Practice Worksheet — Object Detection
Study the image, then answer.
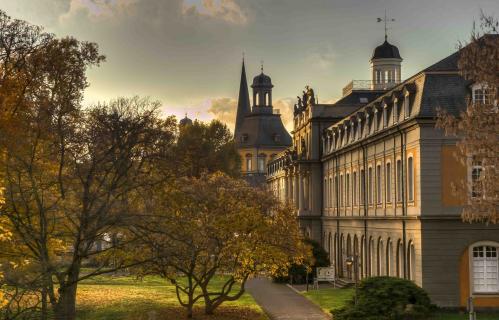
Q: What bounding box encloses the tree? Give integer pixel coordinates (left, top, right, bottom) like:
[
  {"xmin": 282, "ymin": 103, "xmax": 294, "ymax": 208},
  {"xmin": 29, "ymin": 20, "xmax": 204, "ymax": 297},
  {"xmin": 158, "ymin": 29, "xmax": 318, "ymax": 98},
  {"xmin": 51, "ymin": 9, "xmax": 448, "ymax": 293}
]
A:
[
  {"xmin": 133, "ymin": 173, "xmax": 310, "ymax": 318},
  {"xmin": 437, "ymin": 12, "xmax": 499, "ymax": 224},
  {"xmin": 1, "ymin": 94, "xmax": 176, "ymax": 320},
  {"xmin": 175, "ymin": 120, "xmax": 241, "ymax": 177}
]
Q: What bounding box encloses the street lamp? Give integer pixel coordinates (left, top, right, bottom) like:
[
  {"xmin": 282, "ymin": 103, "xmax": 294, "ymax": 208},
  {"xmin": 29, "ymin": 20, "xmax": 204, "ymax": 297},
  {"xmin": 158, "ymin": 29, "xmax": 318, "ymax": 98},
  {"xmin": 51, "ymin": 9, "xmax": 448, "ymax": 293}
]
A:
[{"xmin": 346, "ymin": 255, "xmax": 359, "ymax": 305}]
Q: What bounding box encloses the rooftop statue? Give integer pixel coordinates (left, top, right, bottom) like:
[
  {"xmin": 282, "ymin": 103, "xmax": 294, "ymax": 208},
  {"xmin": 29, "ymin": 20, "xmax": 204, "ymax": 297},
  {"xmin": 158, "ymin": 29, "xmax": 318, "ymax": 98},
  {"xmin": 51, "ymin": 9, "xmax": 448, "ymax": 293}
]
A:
[{"xmin": 305, "ymin": 85, "xmax": 315, "ymax": 106}]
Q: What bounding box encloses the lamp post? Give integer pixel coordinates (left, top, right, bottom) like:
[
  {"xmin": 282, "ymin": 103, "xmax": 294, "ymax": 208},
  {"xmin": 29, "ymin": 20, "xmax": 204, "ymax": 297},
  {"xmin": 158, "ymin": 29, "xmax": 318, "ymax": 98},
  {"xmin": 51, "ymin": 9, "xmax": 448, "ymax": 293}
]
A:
[{"xmin": 346, "ymin": 255, "xmax": 359, "ymax": 305}]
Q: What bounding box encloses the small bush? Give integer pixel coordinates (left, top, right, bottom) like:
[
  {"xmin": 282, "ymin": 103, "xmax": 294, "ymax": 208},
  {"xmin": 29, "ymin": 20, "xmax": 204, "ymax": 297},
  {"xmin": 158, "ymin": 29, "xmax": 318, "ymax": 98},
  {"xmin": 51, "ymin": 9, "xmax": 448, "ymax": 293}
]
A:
[
  {"xmin": 331, "ymin": 277, "xmax": 436, "ymax": 320},
  {"xmin": 273, "ymin": 239, "xmax": 330, "ymax": 284}
]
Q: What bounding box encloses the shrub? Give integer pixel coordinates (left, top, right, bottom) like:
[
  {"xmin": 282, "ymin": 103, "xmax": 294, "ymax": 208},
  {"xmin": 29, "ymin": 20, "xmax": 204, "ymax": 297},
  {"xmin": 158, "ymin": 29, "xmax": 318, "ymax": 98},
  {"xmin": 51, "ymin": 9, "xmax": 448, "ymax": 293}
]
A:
[
  {"xmin": 331, "ymin": 277, "xmax": 436, "ymax": 320},
  {"xmin": 273, "ymin": 239, "xmax": 330, "ymax": 284}
]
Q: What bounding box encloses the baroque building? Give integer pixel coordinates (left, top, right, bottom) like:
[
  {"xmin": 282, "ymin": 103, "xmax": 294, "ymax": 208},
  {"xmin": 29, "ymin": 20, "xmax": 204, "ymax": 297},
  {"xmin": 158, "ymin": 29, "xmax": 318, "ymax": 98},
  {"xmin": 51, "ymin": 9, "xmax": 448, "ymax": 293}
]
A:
[
  {"xmin": 267, "ymin": 36, "xmax": 499, "ymax": 308},
  {"xmin": 234, "ymin": 60, "xmax": 291, "ymax": 185}
]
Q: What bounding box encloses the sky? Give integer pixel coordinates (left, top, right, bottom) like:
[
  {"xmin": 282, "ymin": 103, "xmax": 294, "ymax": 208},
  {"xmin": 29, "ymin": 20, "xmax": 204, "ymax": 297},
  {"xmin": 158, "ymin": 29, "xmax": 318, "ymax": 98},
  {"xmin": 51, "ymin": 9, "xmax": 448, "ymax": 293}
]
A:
[{"xmin": 1, "ymin": 0, "xmax": 497, "ymax": 130}]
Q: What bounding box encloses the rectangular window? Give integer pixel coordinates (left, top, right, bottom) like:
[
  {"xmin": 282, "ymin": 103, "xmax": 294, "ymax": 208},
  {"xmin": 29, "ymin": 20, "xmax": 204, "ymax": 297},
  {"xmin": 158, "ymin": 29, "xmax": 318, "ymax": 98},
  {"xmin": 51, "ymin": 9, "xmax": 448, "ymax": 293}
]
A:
[
  {"xmin": 471, "ymin": 159, "xmax": 483, "ymax": 198},
  {"xmin": 394, "ymin": 101, "xmax": 399, "ymax": 124},
  {"xmin": 329, "ymin": 177, "xmax": 333, "ymax": 208},
  {"xmin": 346, "ymin": 173, "xmax": 350, "ymax": 206},
  {"xmin": 376, "ymin": 164, "xmax": 382, "ymax": 204},
  {"xmin": 407, "ymin": 157, "xmax": 414, "ymax": 202},
  {"xmin": 396, "ymin": 159, "xmax": 402, "ymax": 202},
  {"xmin": 340, "ymin": 174, "xmax": 344, "ymax": 207},
  {"xmin": 360, "ymin": 169, "xmax": 365, "ymax": 205},
  {"xmin": 472, "ymin": 246, "xmax": 499, "ymax": 293},
  {"xmin": 334, "ymin": 176, "xmax": 340, "ymax": 207},
  {"xmin": 473, "ymin": 88, "xmax": 492, "ymax": 104},
  {"xmin": 386, "ymin": 163, "xmax": 392, "ymax": 203},
  {"xmin": 368, "ymin": 167, "xmax": 373, "ymax": 205},
  {"xmin": 353, "ymin": 172, "xmax": 357, "ymax": 206}
]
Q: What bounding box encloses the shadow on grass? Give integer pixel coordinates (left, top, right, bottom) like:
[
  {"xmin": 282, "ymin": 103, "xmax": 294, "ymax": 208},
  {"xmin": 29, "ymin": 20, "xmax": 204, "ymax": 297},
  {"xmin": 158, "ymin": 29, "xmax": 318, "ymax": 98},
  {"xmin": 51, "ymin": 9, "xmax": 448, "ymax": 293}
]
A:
[{"xmin": 77, "ymin": 301, "xmax": 266, "ymax": 320}]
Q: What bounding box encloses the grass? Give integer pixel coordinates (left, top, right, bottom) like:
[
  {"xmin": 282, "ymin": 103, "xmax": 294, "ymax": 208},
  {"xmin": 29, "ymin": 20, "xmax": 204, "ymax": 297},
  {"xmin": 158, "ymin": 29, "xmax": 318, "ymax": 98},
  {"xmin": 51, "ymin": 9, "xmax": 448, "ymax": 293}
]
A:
[
  {"xmin": 75, "ymin": 274, "xmax": 268, "ymax": 320},
  {"xmin": 301, "ymin": 287, "xmax": 354, "ymax": 313},
  {"xmin": 300, "ymin": 287, "xmax": 499, "ymax": 320}
]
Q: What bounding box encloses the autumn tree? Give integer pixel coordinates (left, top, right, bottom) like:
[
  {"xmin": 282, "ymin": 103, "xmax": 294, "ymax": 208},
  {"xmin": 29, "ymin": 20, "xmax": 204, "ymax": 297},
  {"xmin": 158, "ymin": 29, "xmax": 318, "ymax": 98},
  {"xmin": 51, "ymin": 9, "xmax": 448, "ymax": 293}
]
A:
[
  {"xmin": 175, "ymin": 120, "xmax": 241, "ymax": 177},
  {"xmin": 437, "ymin": 12, "xmax": 499, "ymax": 224},
  {"xmin": 133, "ymin": 173, "xmax": 309, "ymax": 318}
]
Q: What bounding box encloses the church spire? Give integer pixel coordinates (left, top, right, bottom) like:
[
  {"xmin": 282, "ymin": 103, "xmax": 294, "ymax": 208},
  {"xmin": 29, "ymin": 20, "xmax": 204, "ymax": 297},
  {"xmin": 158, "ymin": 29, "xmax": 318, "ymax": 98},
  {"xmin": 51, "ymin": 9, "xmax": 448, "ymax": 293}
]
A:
[{"xmin": 235, "ymin": 58, "xmax": 251, "ymax": 136}]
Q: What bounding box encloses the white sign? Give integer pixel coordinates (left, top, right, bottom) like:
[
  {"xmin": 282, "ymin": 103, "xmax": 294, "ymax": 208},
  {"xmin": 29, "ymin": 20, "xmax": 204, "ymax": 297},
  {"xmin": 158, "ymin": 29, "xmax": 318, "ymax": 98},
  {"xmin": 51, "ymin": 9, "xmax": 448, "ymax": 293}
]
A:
[{"xmin": 316, "ymin": 267, "xmax": 335, "ymax": 281}]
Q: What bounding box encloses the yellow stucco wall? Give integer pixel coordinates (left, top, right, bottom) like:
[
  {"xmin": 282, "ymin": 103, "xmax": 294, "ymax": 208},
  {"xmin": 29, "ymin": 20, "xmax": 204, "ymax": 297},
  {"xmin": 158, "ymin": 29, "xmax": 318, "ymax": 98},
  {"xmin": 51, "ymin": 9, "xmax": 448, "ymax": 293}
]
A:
[
  {"xmin": 238, "ymin": 148, "xmax": 285, "ymax": 174},
  {"xmin": 441, "ymin": 145, "xmax": 467, "ymax": 207}
]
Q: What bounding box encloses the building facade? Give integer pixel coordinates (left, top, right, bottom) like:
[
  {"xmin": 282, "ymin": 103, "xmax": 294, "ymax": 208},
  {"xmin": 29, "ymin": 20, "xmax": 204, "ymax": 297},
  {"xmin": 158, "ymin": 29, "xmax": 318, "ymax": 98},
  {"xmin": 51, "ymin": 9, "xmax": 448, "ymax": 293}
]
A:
[
  {"xmin": 234, "ymin": 61, "xmax": 291, "ymax": 185},
  {"xmin": 267, "ymin": 36, "xmax": 499, "ymax": 308}
]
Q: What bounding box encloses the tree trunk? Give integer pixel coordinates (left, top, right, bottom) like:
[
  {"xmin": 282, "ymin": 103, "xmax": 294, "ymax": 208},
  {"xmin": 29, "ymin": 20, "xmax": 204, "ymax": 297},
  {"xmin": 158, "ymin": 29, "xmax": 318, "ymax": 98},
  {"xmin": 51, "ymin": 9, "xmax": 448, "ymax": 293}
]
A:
[{"xmin": 54, "ymin": 283, "xmax": 78, "ymax": 320}]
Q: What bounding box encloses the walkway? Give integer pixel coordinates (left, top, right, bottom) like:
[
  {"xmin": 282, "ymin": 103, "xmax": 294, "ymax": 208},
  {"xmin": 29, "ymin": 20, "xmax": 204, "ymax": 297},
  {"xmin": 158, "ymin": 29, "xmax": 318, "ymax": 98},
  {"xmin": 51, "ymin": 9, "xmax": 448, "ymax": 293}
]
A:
[{"xmin": 246, "ymin": 278, "xmax": 330, "ymax": 320}]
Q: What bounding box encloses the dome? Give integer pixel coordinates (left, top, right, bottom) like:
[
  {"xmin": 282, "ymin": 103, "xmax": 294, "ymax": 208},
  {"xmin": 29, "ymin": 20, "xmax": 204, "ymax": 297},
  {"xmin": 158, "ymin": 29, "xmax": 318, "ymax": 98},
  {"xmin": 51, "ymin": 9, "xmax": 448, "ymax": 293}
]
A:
[
  {"xmin": 252, "ymin": 72, "xmax": 272, "ymax": 86},
  {"xmin": 179, "ymin": 114, "xmax": 193, "ymax": 126},
  {"xmin": 371, "ymin": 40, "xmax": 402, "ymax": 60}
]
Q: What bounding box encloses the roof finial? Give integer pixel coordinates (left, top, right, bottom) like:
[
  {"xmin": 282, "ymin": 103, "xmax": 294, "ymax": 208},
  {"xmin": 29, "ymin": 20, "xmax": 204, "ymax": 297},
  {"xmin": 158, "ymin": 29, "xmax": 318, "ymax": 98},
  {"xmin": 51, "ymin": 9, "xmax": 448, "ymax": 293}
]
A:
[
  {"xmin": 260, "ymin": 60, "xmax": 264, "ymax": 73},
  {"xmin": 377, "ymin": 9, "xmax": 395, "ymax": 41},
  {"xmin": 242, "ymin": 51, "xmax": 245, "ymax": 62}
]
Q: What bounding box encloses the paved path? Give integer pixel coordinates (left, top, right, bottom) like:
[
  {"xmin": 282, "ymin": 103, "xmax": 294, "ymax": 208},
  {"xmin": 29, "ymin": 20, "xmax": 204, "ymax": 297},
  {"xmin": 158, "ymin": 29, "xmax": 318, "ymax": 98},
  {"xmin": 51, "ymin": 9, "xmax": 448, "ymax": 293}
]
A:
[{"xmin": 246, "ymin": 278, "xmax": 330, "ymax": 320}]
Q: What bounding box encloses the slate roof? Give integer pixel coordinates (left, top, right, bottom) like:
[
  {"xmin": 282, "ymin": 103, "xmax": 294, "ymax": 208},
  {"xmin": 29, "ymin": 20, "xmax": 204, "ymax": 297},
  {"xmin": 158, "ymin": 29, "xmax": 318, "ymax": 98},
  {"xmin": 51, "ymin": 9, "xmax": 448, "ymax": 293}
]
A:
[
  {"xmin": 235, "ymin": 61, "xmax": 251, "ymax": 136},
  {"xmin": 371, "ymin": 40, "xmax": 402, "ymax": 60},
  {"xmin": 236, "ymin": 112, "xmax": 292, "ymax": 148}
]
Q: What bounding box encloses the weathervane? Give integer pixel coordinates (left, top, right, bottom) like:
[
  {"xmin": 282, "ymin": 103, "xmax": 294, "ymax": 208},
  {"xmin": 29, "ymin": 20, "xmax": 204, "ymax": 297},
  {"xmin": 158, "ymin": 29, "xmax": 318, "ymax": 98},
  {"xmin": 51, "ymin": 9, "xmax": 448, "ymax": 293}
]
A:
[{"xmin": 377, "ymin": 9, "xmax": 395, "ymax": 41}]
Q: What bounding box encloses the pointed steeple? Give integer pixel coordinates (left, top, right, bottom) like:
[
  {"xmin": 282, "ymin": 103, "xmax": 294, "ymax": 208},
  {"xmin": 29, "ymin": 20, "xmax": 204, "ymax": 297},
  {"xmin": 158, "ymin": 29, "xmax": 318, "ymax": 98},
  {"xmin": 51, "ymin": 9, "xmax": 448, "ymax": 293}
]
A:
[{"xmin": 235, "ymin": 58, "xmax": 251, "ymax": 136}]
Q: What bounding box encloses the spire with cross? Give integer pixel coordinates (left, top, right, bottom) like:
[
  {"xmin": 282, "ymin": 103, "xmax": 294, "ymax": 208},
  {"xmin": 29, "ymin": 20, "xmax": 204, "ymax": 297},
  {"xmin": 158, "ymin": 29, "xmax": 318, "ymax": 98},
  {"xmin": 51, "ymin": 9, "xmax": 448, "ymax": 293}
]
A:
[{"xmin": 377, "ymin": 9, "xmax": 395, "ymax": 41}]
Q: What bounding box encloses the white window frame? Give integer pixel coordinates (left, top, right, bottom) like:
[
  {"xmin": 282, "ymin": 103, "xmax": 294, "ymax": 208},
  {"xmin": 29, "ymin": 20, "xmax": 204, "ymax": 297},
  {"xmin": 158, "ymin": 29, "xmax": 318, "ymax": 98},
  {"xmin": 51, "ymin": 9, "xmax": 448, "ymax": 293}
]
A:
[{"xmin": 469, "ymin": 241, "xmax": 499, "ymax": 294}]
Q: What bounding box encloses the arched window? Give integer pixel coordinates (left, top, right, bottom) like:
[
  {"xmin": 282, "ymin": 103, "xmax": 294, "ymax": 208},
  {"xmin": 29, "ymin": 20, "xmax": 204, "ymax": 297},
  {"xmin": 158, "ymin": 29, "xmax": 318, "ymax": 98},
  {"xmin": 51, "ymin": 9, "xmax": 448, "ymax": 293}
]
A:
[
  {"xmin": 347, "ymin": 235, "xmax": 352, "ymax": 279},
  {"xmin": 396, "ymin": 239, "xmax": 403, "ymax": 278},
  {"xmin": 407, "ymin": 156, "xmax": 414, "ymax": 202},
  {"xmin": 360, "ymin": 236, "xmax": 366, "ymax": 279},
  {"xmin": 470, "ymin": 242, "xmax": 499, "ymax": 293},
  {"xmin": 386, "ymin": 238, "xmax": 393, "ymax": 276},
  {"xmin": 378, "ymin": 238, "xmax": 385, "ymax": 276},
  {"xmin": 369, "ymin": 237, "xmax": 375, "ymax": 276},
  {"xmin": 407, "ymin": 241, "xmax": 416, "ymax": 281}
]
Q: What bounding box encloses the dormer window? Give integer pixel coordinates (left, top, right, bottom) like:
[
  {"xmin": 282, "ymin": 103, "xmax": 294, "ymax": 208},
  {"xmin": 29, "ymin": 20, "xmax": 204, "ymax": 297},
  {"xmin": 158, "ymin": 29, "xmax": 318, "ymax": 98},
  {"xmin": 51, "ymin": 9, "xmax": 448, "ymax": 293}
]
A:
[
  {"xmin": 404, "ymin": 94, "xmax": 411, "ymax": 119},
  {"xmin": 383, "ymin": 104, "xmax": 389, "ymax": 128}
]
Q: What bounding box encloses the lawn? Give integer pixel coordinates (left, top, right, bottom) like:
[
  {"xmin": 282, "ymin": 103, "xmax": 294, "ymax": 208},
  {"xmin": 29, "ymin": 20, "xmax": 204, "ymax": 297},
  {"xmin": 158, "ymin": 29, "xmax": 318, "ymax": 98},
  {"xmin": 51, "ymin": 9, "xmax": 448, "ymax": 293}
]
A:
[
  {"xmin": 75, "ymin": 274, "xmax": 268, "ymax": 320},
  {"xmin": 300, "ymin": 287, "xmax": 499, "ymax": 320}
]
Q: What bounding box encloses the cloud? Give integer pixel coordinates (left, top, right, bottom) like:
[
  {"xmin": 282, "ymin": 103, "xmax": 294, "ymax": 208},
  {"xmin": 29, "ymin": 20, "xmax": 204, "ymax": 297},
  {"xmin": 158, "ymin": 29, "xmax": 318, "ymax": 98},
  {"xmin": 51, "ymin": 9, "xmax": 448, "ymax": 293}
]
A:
[
  {"xmin": 59, "ymin": 0, "xmax": 248, "ymax": 25},
  {"xmin": 183, "ymin": 0, "xmax": 248, "ymax": 25},
  {"xmin": 273, "ymin": 98, "xmax": 295, "ymax": 131},
  {"xmin": 306, "ymin": 44, "xmax": 336, "ymax": 69},
  {"xmin": 207, "ymin": 97, "xmax": 238, "ymax": 130}
]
